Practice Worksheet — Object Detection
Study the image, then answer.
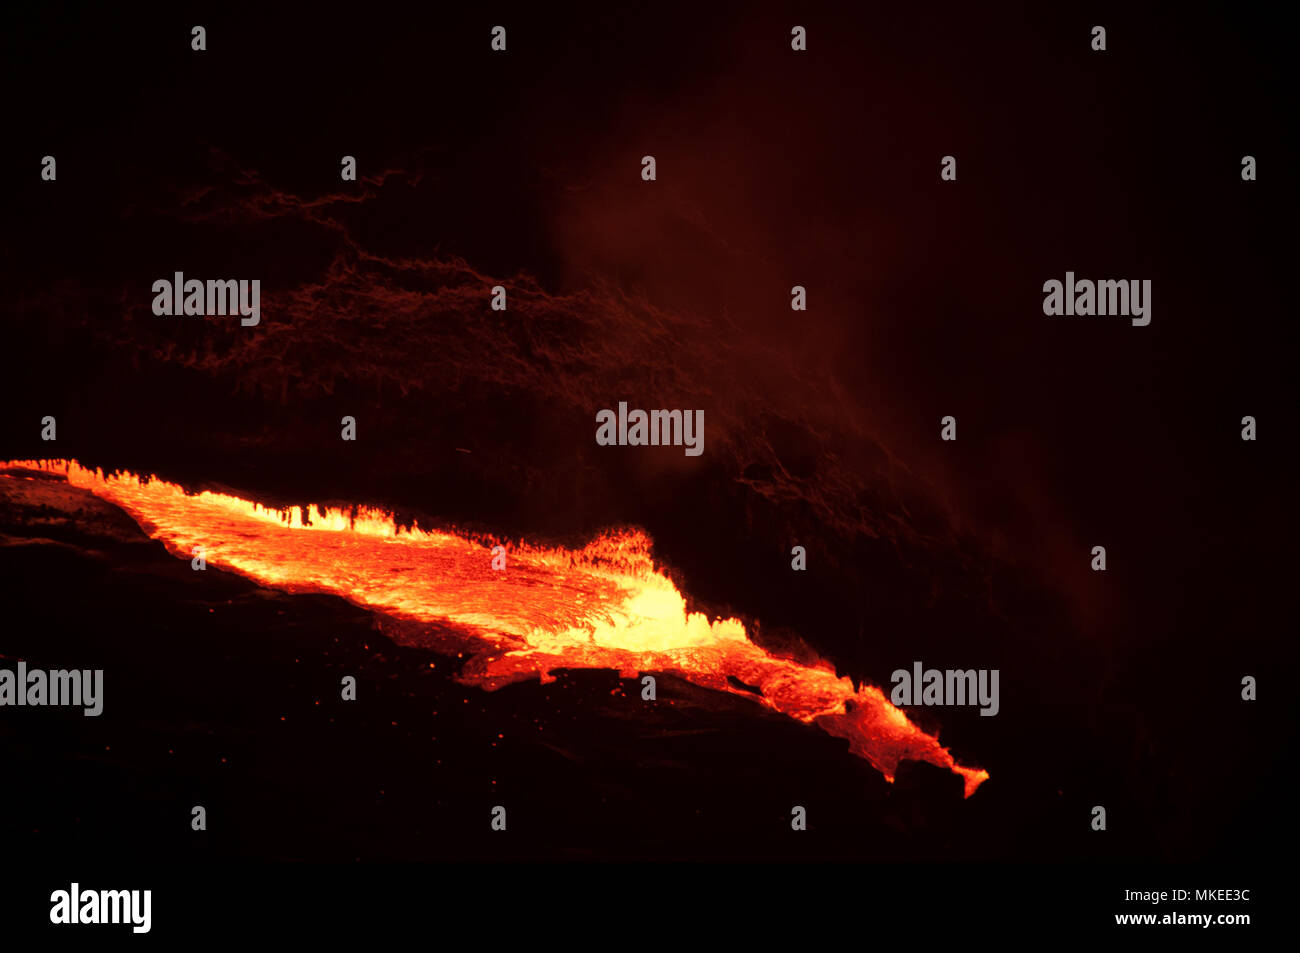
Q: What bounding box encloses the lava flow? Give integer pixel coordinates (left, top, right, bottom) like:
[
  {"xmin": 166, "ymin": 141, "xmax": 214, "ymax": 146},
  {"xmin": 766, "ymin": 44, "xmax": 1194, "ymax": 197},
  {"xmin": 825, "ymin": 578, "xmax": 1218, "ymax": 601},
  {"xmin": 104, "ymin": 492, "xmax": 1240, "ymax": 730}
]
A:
[{"xmin": 3, "ymin": 459, "xmax": 988, "ymax": 797}]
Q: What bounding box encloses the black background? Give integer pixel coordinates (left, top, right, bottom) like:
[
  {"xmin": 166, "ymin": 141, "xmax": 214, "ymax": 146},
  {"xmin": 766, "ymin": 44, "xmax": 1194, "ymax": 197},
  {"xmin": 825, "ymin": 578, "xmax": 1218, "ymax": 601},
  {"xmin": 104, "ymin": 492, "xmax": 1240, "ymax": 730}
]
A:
[{"xmin": 0, "ymin": 0, "xmax": 1294, "ymax": 934}]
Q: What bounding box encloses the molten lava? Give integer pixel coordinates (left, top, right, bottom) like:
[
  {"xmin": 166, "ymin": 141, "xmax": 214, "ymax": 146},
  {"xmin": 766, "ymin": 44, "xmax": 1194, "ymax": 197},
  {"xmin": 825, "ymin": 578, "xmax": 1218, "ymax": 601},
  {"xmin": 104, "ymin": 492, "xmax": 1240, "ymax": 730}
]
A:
[{"xmin": 3, "ymin": 459, "xmax": 988, "ymax": 796}]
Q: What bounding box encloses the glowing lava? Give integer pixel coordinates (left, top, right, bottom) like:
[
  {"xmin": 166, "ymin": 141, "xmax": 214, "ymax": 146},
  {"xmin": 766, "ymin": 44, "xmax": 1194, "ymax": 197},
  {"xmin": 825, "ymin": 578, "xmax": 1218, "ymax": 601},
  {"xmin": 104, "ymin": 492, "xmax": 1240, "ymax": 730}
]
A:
[{"xmin": 2, "ymin": 459, "xmax": 988, "ymax": 796}]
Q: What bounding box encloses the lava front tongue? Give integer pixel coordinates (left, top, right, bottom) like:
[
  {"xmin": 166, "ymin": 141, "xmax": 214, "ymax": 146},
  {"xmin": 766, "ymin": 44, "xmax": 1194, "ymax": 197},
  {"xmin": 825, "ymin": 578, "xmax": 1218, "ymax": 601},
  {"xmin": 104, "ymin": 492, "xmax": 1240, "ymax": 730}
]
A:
[{"xmin": 2, "ymin": 459, "xmax": 989, "ymax": 797}]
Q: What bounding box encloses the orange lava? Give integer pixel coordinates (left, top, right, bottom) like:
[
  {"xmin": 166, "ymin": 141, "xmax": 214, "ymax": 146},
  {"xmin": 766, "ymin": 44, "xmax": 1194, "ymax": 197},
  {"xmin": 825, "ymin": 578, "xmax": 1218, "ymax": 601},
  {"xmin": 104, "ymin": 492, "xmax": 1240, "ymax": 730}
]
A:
[{"xmin": 3, "ymin": 459, "xmax": 988, "ymax": 796}]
